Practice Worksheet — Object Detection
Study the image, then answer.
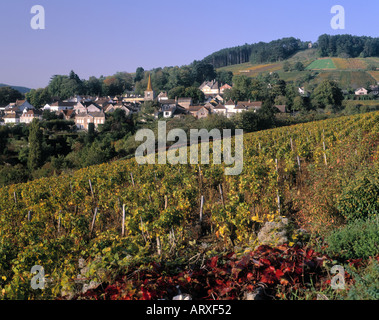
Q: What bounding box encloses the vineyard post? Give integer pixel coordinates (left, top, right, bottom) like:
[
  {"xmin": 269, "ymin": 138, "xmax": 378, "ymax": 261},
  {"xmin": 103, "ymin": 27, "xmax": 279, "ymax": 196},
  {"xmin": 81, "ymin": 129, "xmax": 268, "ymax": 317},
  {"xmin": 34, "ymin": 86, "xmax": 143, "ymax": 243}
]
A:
[
  {"xmin": 323, "ymin": 141, "xmax": 328, "ymax": 166},
  {"xmin": 122, "ymin": 204, "xmax": 126, "ymax": 237},
  {"xmin": 27, "ymin": 211, "xmax": 32, "ymax": 222},
  {"xmin": 290, "ymin": 137, "xmax": 293, "ymax": 151},
  {"xmin": 219, "ymin": 184, "xmax": 225, "ymax": 207},
  {"xmin": 277, "ymin": 191, "xmax": 281, "ymax": 215},
  {"xmin": 90, "ymin": 207, "xmax": 98, "ymax": 234},
  {"xmin": 89, "ymin": 179, "xmax": 94, "ymax": 198},
  {"xmin": 58, "ymin": 211, "xmax": 61, "ymax": 234},
  {"xmin": 157, "ymin": 236, "xmax": 161, "ymax": 256},
  {"xmin": 297, "ymin": 155, "xmax": 301, "ymax": 171},
  {"xmin": 14, "ymin": 192, "xmax": 17, "ymax": 205},
  {"xmin": 199, "ymin": 195, "xmax": 204, "ymax": 222},
  {"xmin": 130, "ymin": 173, "xmax": 135, "ymax": 188}
]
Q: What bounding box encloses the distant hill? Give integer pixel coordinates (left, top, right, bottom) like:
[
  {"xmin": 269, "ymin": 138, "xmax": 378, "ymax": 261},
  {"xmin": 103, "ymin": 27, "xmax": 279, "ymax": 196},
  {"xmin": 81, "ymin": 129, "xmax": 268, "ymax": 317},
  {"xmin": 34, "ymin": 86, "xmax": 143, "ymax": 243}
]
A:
[
  {"xmin": 216, "ymin": 49, "xmax": 379, "ymax": 90},
  {"xmin": 0, "ymin": 83, "xmax": 31, "ymax": 94}
]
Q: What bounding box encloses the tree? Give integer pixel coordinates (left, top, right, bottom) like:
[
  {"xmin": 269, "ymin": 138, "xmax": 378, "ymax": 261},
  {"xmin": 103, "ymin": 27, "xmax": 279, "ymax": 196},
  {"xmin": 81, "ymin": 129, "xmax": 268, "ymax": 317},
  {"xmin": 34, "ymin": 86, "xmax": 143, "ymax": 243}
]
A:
[
  {"xmin": 0, "ymin": 126, "xmax": 9, "ymax": 155},
  {"xmin": 184, "ymin": 87, "xmax": 205, "ymax": 103},
  {"xmin": 27, "ymin": 119, "xmax": 43, "ymax": 171},
  {"xmin": 26, "ymin": 88, "xmax": 51, "ymax": 108},
  {"xmin": 84, "ymin": 76, "xmax": 103, "ymax": 96},
  {"xmin": 235, "ymin": 110, "xmax": 259, "ymax": 132},
  {"xmin": 168, "ymin": 86, "xmax": 186, "ymax": 99},
  {"xmin": 294, "ymin": 62, "xmax": 305, "ymax": 71},
  {"xmin": 191, "ymin": 61, "xmax": 216, "ymax": 84},
  {"xmin": 292, "ymin": 96, "xmax": 307, "ymax": 111},
  {"xmin": 216, "ymin": 70, "xmax": 233, "ymax": 84},
  {"xmin": 283, "ymin": 61, "xmax": 291, "ymax": 72},
  {"xmin": 135, "ymin": 67, "xmax": 145, "ymax": 82},
  {"xmin": 86, "ymin": 123, "xmax": 95, "ymax": 144},
  {"xmin": 0, "ymin": 86, "xmax": 23, "ymax": 105},
  {"xmin": 312, "ymin": 80, "xmax": 344, "ymax": 109}
]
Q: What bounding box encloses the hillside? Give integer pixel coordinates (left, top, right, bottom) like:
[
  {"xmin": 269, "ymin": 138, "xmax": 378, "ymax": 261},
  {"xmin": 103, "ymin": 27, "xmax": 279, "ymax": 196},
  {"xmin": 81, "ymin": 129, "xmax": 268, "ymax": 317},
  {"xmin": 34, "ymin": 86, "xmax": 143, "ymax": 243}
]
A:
[
  {"xmin": 0, "ymin": 112, "xmax": 378, "ymax": 300},
  {"xmin": 217, "ymin": 49, "xmax": 379, "ymax": 89},
  {"xmin": 0, "ymin": 83, "xmax": 31, "ymax": 94}
]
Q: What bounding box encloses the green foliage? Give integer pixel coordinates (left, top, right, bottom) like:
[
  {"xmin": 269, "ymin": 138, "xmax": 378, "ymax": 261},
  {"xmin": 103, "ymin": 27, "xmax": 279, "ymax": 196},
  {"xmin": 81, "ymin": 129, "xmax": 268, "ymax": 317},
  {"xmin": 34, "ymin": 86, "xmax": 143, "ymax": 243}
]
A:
[
  {"xmin": 0, "ymin": 86, "xmax": 23, "ymax": 105},
  {"xmin": 317, "ymin": 34, "xmax": 379, "ymax": 58},
  {"xmin": 346, "ymin": 259, "xmax": 379, "ymax": 300},
  {"xmin": 25, "ymin": 88, "xmax": 51, "ymax": 109},
  {"xmin": 27, "ymin": 119, "xmax": 43, "ymax": 171},
  {"xmin": 0, "ymin": 164, "xmax": 28, "ymax": 187},
  {"xmin": 312, "ymin": 80, "xmax": 344, "ymax": 109},
  {"xmin": 337, "ymin": 165, "xmax": 379, "ymax": 221},
  {"xmin": 326, "ymin": 217, "xmax": 379, "ymax": 260}
]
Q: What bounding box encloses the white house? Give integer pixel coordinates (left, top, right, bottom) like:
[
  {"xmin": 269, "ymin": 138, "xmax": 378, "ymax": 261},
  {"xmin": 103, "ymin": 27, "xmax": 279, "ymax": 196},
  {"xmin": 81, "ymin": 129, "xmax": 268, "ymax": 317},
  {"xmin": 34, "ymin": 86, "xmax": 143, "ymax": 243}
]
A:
[
  {"xmin": 212, "ymin": 103, "xmax": 227, "ymax": 115},
  {"xmin": 20, "ymin": 109, "xmax": 43, "ymax": 124},
  {"xmin": 355, "ymin": 87, "xmax": 368, "ymax": 96},
  {"xmin": 5, "ymin": 100, "xmax": 34, "ymax": 113},
  {"xmin": 199, "ymin": 80, "xmax": 220, "ymax": 95},
  {"xmin": 3, "ymin": 113, "xmax": 20, "ymax": 124},
  {"xmin": 43, "ymin": 101, "xmax": 76, "ymax": 112}
]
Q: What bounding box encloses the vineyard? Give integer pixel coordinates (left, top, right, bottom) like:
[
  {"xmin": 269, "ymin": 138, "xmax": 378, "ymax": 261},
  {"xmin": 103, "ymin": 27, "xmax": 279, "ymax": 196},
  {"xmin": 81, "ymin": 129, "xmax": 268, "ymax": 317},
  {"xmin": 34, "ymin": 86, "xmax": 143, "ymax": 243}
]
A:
[{"xmin": 0, "ymin": 112, "xmax": 378, "ymax": 300}]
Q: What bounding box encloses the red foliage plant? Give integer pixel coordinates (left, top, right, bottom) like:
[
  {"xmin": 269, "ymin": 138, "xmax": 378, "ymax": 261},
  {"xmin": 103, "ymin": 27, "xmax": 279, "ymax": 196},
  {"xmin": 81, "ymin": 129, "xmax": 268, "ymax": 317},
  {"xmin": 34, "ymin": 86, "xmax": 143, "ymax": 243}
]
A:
[{"xmin": 77, "ymin": 245, "xmax": 331, "ymax": 300}]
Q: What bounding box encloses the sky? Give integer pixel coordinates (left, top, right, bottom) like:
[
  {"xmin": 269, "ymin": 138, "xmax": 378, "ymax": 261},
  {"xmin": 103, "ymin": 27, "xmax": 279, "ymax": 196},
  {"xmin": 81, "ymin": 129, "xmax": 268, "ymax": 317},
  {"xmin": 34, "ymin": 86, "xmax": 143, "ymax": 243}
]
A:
[{"xmin": 0, "ymin": 0, "xmax": 378, "ymax": 89}]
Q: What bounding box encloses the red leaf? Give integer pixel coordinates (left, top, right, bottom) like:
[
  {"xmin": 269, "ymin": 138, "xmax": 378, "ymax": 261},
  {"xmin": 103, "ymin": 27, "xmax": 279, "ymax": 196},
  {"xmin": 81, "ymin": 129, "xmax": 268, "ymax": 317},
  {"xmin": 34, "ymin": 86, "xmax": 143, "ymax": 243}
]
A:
[
  {"xmin": 261, "ymin": 258, "xmax": 271, "ymax": 266},
  {"xmin": 275, "ymin": 269, "xmax": 284, "ymax": 279},
  {"xmin": 209, "ymin": 256, "xmax": 218, "ymax": 268}
]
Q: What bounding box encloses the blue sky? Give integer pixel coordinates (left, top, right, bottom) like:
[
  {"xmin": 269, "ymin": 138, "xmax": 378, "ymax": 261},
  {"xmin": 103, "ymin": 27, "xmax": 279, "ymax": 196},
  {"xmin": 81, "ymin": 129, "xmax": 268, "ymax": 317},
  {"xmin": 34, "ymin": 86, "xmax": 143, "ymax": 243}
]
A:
[{"xmin": 0, "ymin": 0, "xmax": 377, "ymax": 89}]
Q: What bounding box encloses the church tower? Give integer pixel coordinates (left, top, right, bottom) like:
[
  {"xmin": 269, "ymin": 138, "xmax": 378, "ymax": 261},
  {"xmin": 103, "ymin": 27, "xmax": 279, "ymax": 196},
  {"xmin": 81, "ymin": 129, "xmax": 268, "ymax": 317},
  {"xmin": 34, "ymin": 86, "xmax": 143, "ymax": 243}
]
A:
[{"xmin": 144, "ymin": 73, "xmax": 154, "ymax": 101}]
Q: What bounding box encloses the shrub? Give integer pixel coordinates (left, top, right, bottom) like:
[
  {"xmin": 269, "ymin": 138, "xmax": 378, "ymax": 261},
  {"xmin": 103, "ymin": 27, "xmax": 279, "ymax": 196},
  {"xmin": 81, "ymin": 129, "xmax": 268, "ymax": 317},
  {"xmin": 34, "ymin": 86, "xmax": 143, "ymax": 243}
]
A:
[
  {"xmin": 326, "ymin": 217, "xmax": 379, "ymax": 260},
  {"xmin": 337, "ymin": 165, "xmax": 379, "ymax": 222},
  {"xmin": 346, "ymin": 259, "xmax": 379, "ymax": 300}
]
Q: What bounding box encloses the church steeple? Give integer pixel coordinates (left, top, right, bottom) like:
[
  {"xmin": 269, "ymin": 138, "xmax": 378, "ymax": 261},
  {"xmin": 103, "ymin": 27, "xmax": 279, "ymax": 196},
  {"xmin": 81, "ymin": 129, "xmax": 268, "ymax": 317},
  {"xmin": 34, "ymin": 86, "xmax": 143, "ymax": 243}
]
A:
[
  {"xmin": 144, "ymin": 73, "xmax": 154, "ymax": 101},
  {"xmin": 146, "ymin": 73, "xmax": 152, "ymax": 92}
]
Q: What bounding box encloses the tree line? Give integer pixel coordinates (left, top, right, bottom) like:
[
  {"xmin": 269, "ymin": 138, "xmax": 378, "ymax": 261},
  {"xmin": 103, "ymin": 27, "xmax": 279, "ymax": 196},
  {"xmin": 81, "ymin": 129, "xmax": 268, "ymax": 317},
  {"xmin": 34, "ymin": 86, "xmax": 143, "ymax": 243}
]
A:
[
  {"xmin": 202, "ymin": 37, "xmax": 308, "ymax": 68},
  {"xmin": 317, "ymin": 34, "xmax": 379, "ymax": 58}
]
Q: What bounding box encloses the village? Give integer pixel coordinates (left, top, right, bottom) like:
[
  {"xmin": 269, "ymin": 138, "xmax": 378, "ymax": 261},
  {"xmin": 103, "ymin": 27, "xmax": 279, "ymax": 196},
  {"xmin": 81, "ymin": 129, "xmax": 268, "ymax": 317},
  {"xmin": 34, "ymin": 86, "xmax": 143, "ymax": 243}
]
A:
[{"xmin": 0, "ymin": 74, "xmax": 291, "ymax": 130}]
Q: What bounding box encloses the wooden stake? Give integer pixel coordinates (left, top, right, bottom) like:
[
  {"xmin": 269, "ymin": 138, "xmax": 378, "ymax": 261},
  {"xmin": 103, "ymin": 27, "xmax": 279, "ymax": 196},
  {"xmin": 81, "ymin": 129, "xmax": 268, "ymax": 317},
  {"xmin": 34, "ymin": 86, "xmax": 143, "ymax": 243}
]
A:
[
  {"xmin": 277, "ymin": 191, "xmax": 281, "ymax": 215},
  {"xmin": 290, "ymin": 138, "xmax": 293, "ymax": 151},
  {"xmin": 89, "ymin": 179, "xmax": 94, "ymax": 198},
  {"xmin": 156, "ymin": 236, "xmax": 161, "ymax": 256},
  {"xmin": 122, "ymin": 204, "xmax": 126, "ymax": 237},
  {"xmin": 28, "ymin": 211, "xmax": 32, "ymax": 221},
  {"xmin": 130, "ymin": 173, "xmax": 135, "ymax": 187},
  {"xmin": 199, "ymin": 196, "xmax": 204, "ymax": 222},
  {"xmin": 90, "ymin": 207, "xmax": 98, "ymax": 234},
  {"xmin": 219, "ymin": 184, "xmax": 225, "ymax": 207},
  {"xmin": 58, "ymin": 211, "xmax": 61, "ymax": 233},
  {"xmin": 14, "ymin": 192, "xmax": 17, "ymax": 205},
  {"xmin": 164, "ymin": 195, "xmax": 168, "ymax": 209},
  {"xmin": 297, "ymin": 155, "xmax": 301, "ymax": 171}
]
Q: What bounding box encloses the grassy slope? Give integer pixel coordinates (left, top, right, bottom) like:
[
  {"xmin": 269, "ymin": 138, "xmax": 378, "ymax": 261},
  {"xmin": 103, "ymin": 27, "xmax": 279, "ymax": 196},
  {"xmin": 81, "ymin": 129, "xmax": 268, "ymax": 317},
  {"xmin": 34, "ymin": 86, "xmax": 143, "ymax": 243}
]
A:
[{"xmin": 217, "ymin": 49, "xmax": 379, "ymax": 89}]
